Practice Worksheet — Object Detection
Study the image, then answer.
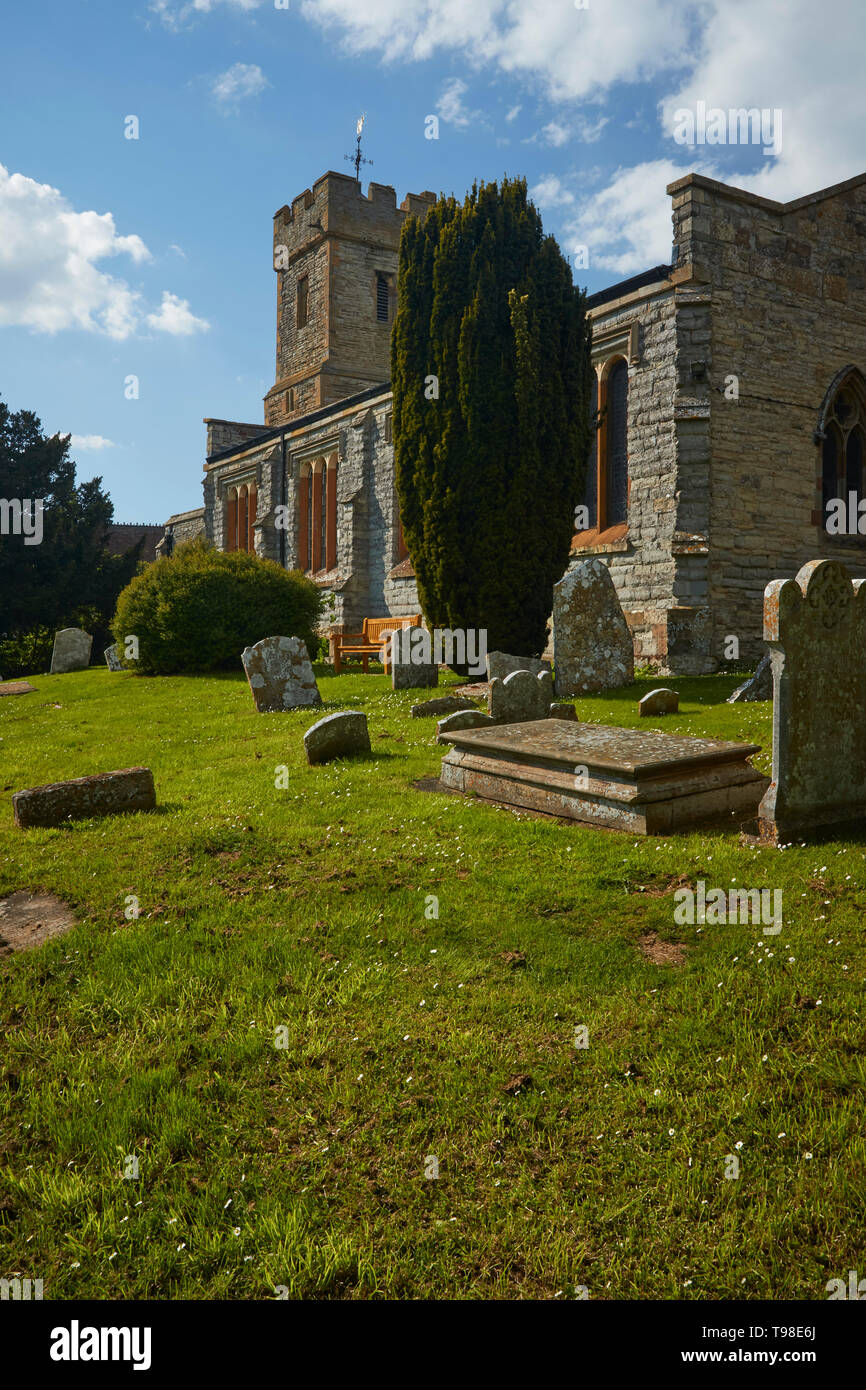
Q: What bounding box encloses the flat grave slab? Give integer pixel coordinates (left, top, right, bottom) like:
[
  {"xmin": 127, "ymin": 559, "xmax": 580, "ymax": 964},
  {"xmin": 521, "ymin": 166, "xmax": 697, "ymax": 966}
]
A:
[{"xmin": 439, "ymin": 719, "xmax": 769, "ymax": 833}]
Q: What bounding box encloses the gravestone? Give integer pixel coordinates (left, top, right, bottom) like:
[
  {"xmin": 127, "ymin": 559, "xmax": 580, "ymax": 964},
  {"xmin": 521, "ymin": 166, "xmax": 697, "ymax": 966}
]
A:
[
  {"xmin": 548, "ymin": 703, "xmax": 578, "ymax": 721},
  {"xmin": 486, "ymin": 651, "xmax": 551, "ymax": 683},
  {"xmin": 553, "ymin": 559, "xmax": 633, "ymax": 695},
  {"xmin": 304, "ymin": 711, "xmax": 370, "ymax": 765},
  {"xmin": 411, "ymin": 695, "xmax": 477, "ymax": 718},
  {"xmin": 639, "ymin": 688, "xmax": 679, "ymax": 717},
  {"xmin": 13, "ymin": 767, "xmax": 156, "ymax": 829},
  {"xmin": 728, "ymin": 651, "xmax": 773, "ymax": 703},
  {"xmin": 439, "ymin": 720, "xmax": 768, "ymax": 834},
  {"xmin": 489, "ymin": 669, "xmax": 553, "ymax": 724},
  {"xmin": 241, "ymin": 636, "xmax": 321, "ymax": 713},
  {"xmin": 757, "ymin": 560, "xmax": 866, "ymax": 842},
  {"xmin": 0, "ymin": 681, "xmax": 36, "ymax": 697},
  {"xmin": 50, "ymin": 628, "xmax": 92, "ymax": 674},
  {"xmin": 436, "ymin": 710, "xmax": 496, "ymax": 742},
  {"xmin": 391, "ymin": 657, "xmax": 438, "ymax": 690},
  {"xmin": 104, "ymin": 644, "xmax": 123, "ymax": 672}
]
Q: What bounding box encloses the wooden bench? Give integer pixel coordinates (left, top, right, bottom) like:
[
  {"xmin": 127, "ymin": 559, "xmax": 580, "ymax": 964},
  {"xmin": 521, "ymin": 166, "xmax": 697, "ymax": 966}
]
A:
[{"xmin": 333, "ymin": 615, "xmax": 422, "ymax": 675}]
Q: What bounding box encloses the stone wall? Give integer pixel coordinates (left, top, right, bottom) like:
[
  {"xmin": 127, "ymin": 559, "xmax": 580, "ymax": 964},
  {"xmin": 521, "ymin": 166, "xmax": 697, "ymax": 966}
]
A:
[{"xmin": 669, "ymin": 171, "xmax": 866, "ymax": 665}]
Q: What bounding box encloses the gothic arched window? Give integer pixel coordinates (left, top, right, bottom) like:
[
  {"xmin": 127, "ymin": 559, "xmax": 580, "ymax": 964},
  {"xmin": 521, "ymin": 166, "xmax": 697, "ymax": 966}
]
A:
[
  {"xmin": 817, "ymin": 368, "xmax": 866, "ymax": 539},
  {"xmin": 576, "ymin": 356, "xmax": 629, "ymax": 540}
]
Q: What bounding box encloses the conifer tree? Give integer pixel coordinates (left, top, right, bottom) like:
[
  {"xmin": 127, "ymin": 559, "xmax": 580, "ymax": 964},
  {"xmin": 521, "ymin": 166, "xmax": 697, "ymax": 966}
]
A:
[{"xmin": 391, "ymin": 177, "xmax": 592, "ymax": 658}]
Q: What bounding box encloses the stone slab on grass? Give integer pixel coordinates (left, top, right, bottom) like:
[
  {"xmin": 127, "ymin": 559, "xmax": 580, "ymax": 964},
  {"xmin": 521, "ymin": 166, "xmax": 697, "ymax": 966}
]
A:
[
  {"xmin": 411, "ymin": 695, "xmax": 478, "ymax": 718},
  {"xmin": 0, "ymin": 681, "xmax": 36, "ymax": 697},
  {"xmin": 304, "ymin": 711, "xmax": 371, "ymax": 765},
  {"xmin": 639, "ymin": 688, "xmax": 679, "ymax": 717},
  {"xmin": 439, "ymin": 719, "xmax": 768, "ymax": 834},
  {"xmin": 12, "ymin": 767, "xmax": 156, "ymax": 829},
  {"xmin": 241, "ymin": 636, "xmax": 322, "ymax": 713},
  {"xmin": 50, "ymin": 628, "xmax": 92, "ymax": 674}
]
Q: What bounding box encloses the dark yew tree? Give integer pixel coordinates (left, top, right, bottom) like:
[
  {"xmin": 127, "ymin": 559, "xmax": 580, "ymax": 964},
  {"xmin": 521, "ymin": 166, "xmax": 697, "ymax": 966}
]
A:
[
  {"xmin": 0, "ymin": 397, "xmax": 142, "ymax": 674},
  {"xmin": 391, "ymin": 176, "xmax": 592, "ymax": 658}
]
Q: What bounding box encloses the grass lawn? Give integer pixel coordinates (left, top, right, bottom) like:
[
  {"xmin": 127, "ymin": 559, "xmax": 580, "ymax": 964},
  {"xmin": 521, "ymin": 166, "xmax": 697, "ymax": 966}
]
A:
[{"xmin": 1, "ymin": 665, "xmax": 864, "ymax": 1300}]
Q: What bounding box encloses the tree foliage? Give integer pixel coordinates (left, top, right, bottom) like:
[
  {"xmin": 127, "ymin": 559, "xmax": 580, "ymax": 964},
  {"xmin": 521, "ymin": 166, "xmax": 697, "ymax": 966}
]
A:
[
  {"xmin": 111, "ymin": 538, "xmax": 323, "ymax": 675},
  {"xmin": 0, "ymin": 396, "xmax": 143, "ymax": 676},
  {"xmin": 391, "ymin": 176, "xmax": 592, "ymax": 658}
]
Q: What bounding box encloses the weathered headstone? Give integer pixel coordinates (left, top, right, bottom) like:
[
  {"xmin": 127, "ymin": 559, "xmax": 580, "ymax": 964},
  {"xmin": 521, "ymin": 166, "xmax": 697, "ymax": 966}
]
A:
[
  {"xmin": 757, "ymin": 560, "xmax": 866, "ymax": 842},
  {"xmin": 436, "ymin": 710, "xmax": 496, "ymax": 742},
  {"xmin": 728, "ymin": 651, "xmax": 773, "ymax": 703},
  {"xmin": 50, "ymin": 628, "xmax": 92, "ymax": 674},
  {"xmin": 411, "ymin": 695, "xmax": 478, "ymax": 718},
  {"xmin": 12, "ymin": 767, "xmax": 156, "ymax": 829},
  {"xmin": 486, "ymin": 651, "xmax": 552, "ymax": 683},
  {"xmin": 548, "ymin": 703, "xmax": 578, "ymax": 721},
  {"xmin": 241, "ymin": 636, "xmax": 321, "ymax": 712},
  {"xmin": 552, "ymin": 559, "xmax": 633, "ymax": 695},
  {"xmin": 639, "ymin": 688, "xmax": 679, "ymax": 717},
  {"xmin": 489, "ymin": 669, "xmax": 553, "ymax": 724},
  {"xmin": 104, "ymin": 644, "xmax": 123, "ymax": 672},
  {"xmin": 304, "ymin": 711, "xmax": 370, "ymax": 765},
  {"xmin": 391, "ymin": 657, "xmax": 439, "ymax": 690}
]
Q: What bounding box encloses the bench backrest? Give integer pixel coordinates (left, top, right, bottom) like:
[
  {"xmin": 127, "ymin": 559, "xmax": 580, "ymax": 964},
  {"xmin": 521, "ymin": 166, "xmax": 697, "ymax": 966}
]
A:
[{"xmin": 363, "ymin": 615, "xmax": 422, "ymax": 645}]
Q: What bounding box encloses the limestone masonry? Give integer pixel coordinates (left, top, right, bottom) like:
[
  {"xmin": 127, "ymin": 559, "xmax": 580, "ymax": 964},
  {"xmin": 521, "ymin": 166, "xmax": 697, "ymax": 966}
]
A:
[{"xmin": 159, "ymin": 165, "xmax": 866, "ymax": 675}]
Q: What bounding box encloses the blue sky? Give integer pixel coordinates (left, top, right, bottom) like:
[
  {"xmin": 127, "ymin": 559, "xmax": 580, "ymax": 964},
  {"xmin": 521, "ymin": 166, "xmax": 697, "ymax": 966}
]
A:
[{"xmin": 1, "ymin": 0, "xmax": 862, "ymax": 522}]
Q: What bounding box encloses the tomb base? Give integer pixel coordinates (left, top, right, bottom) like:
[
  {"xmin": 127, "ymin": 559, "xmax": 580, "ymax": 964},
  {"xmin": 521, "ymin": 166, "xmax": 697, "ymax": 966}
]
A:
[{"xmin": 439, "ymin": 719, "xmax": 768, "ymax": 834}]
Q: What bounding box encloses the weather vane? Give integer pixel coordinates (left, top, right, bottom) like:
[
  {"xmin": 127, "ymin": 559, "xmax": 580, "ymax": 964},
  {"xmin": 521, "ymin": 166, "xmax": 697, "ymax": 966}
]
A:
[{"xmin": 345, "ymin": 113, "xmax": 373, "ymax": 181}]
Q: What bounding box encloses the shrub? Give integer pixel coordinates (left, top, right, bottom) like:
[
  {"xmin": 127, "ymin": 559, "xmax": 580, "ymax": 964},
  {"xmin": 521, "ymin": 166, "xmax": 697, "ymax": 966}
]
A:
[{"xmin": 111, "ymin": 538, "xmax": 323, "ymax": 675}]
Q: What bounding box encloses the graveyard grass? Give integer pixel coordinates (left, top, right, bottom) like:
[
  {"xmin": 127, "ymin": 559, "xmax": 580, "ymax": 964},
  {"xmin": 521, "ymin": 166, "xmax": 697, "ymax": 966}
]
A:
[{"xmin": 1, "ymin": 667, "xmax": 864, "ymax": 1301}]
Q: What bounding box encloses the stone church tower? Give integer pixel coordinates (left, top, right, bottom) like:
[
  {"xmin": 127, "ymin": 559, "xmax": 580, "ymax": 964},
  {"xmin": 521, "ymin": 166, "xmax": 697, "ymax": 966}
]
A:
[{"xmin": 264, "ymin": 172, "xmax": 435, "ymax": 427}]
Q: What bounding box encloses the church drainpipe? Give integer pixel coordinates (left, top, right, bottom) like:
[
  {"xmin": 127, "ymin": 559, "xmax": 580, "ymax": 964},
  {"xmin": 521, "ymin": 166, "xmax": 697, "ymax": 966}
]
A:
[{"xmin": 280, "ymin": 432, "xmax": 287, "ymax": 568}]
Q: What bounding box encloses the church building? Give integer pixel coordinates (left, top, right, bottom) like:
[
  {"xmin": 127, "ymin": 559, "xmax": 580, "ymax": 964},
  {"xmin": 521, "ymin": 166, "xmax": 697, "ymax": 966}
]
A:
[{"xmin": 162, "ymin": 164, "xmax": 866, "ymax": 674}]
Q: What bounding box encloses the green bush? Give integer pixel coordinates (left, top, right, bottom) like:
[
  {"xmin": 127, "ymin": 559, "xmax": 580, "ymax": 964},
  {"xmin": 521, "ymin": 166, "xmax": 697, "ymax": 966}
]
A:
[{"xmin": 111, "ymin": 538, "xmax": 323, "ymax": 675}]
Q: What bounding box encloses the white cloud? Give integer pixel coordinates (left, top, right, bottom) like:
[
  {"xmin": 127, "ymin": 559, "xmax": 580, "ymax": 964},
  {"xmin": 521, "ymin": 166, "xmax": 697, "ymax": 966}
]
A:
[
  {"xmin": 0, "ymin": 163, "xmax": 149, "ymax": 340},
  {"xmin": 505, "ymin": 104, "xmax": 521, "ymax": 123},
  {"xmin": 67, "ymin": 434, "xmax": 116, "ymax": 451},
  {"xmin": 568, "ymin": 159, "xmax": 710, "ymax": 276},
  {"xmin": 300, "ymin": 0, "xmax": 691, "ymax": 100},
  {"xmin": 152, "ymin": 0, "xmax": 264, "ymax": 30},
  {"xmin": 530, "ymin": 175, "xmax": 576, "ymax": 210},
  {"xmin": 169, "ymin": 243, "xmax": 187, "ymax": 258},
  {"xmin": 541, "ymin": 120, "xmax": 570, "ymax": 148},
  {"xmin": 0, "ymin": 163, "xmax": 209, "ymax": 341},
  {"xmin": 436, "ymin": 77, "xmax": 482, "ymax": 128},
  {"xmin": 211, "ymin": 62, "xmax": 270, "ymax": 107},
  {"xmin": 146, "ymin": 291, "xmax": 210, "ymax": 336}
]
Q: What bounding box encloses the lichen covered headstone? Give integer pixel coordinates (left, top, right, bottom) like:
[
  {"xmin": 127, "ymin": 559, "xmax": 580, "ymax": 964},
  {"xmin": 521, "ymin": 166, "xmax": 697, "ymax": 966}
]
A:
[
  {"xmin": 50, "ymin": 628, "xmax": 92, "ymax": 674},
  {"xmin": 104, "ymin": 644, "xmax": 123, "ymax": 672},
  {"xmin": 758, "ymin": 559, "xmax": 866, "ymax": 841},
  {"xmin": 489, "ymin": 669, "xmax": 553, "ymax": 724},
  {"xmin": 241, "ymin": 636, "xmax": 321, "ymax": 713},
  {"xmin": 553, "ymin": 559, "xmax": 633, "ymax": 695}
]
